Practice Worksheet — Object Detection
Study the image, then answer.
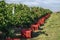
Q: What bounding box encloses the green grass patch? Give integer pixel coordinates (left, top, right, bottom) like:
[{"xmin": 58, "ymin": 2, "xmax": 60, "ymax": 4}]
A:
[{"xmin": 32, "ymin": 13, "xmax": 60, "ymax": 40}]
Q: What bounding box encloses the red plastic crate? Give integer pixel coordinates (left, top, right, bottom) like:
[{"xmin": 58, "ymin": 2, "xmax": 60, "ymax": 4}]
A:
[
  {"xmin": 12, "ymin": 38, "xmax": 20, "ymax": 40},
  {"xmin": 6, "ymin": 37, "xmax": 12, "ymax": 40},
  {"xmin": 21, "ymin": 29, "xmax": 32, "ymax": 38},
  {"xmin": 21, "ymin": 29, "xmax": 26, "ymax": 38},
  {"xmin": 37, "ymin": 17, "xmax": 45, "ymax": 25},
  {"xmin": 31, "ymin": 23, "xmax": 40, "ymax": 31},
  {"xmin": 45, "ymin": 13, "xmax": 50, "ymax": 19},
  {"xmin": 25, "ymin": 30, "xmax": 32, "ymax": 38},
  {"xmin": 45, "ymin": 14, "xmax": 48, "ymax": 18}
]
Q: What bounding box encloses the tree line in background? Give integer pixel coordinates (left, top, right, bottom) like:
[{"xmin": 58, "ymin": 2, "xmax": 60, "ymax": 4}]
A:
[{"xmin": 0, "ymin": 0, "xmax": 52, "ymax": 32}]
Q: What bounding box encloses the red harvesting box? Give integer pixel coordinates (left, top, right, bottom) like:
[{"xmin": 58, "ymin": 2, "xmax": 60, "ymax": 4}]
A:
[
  {"xmin": 37, "ymin": 17, "xmax": 45, "ymax": 25},
  {"xmin": 45, "ymin": 13, "xmax": 50, "ymax": 19},
  {"xmin": 6, "ymin": 38, "xmax": 20, "ymax": 40},
  {"xmin": 31, "ymin": 23, "xmax": 40, "ymax": 31},
  {"xmin": 12, "ymin": 38, "xmax": 20, "ymax": 40},
  {"xmin": 21, "ymin": 29, "xmax": 32, "ymax": 38},
  {"xmin": 6, "ymin": 38, "xmax": 12, "ymax": 40}
]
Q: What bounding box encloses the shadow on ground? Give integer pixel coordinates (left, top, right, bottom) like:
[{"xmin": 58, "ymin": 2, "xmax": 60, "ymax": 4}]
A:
[{"xmin": 31, "ymin": 30, "xmax": 48, "ymax": 38}]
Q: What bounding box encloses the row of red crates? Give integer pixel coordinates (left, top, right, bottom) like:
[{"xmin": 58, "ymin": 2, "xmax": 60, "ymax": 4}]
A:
[
  {"xmin": 31, "ymin": 13, "xmax": 50, "ymax": 31},
  {"xmin": 6, "ymin": 13, "xmax": 50, "ymax": 40},
  {"xmin": 21, "ymin": 13, "xmax": 50, "ymax": 38}
]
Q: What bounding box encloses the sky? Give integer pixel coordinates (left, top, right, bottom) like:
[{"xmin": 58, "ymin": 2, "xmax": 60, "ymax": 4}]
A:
[{"xmin": 5, "ymin": 0, "xmax": 60, "ymax": 12}]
